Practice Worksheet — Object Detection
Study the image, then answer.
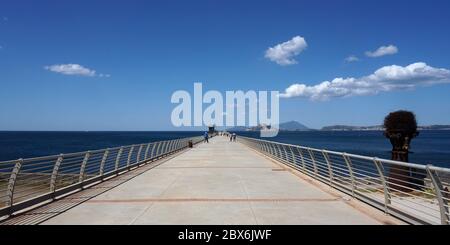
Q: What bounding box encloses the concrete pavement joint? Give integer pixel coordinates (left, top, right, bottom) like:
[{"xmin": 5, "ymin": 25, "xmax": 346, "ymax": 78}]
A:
[{"xmin": 87, "ymin": 198, "xmax": 341, "ymax": 203}]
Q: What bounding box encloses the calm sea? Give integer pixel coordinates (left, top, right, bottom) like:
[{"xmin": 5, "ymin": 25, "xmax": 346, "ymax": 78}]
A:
[
  {"xmin": 0, "ymin": 131, "xmax": 449, "ymax": 168},
  {"xmin": 0, "ymin": 131, "xmax": 202, "ymax": 161}
]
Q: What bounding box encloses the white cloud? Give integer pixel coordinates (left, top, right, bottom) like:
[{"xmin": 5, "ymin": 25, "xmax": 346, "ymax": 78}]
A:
[
  {"xmin": 99, "ymin": 73, "xmax": 111, "ymax": 78},
  {"xmin": 45, "ymin": 64, "xmax": 110, "ymax": 77},
  {"xmin": 265, "ymin": 36, "xmax": 307, "ymax": 66},
  {"xmin": 280, "ymin": 62, "xmax": 450, "ymax": 101},
  {"xmin": 365, "ymin": 45, "xmax": 398, "ymax": 57},
  {"xmin": 345, "ymin": 55, "xmax": 359, "ymax": 62}
]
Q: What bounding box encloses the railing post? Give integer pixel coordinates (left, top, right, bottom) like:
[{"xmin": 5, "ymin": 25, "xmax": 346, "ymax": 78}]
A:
[
  {"xmin": 373, "ymin": 158, "xmax": 391, "ymax": 214},
  {"xmin": 162, "ymin": 141, "xmax": 169, "ymax": 155},
  {"xmin": 164, "ymin": 141, "xmax": 170, "ymax": 155},
  {"xmin": 289, "ymin": 146, "xmax": 296, "ymax": 165},
  {"xmin": 50, "ymin": 154, "xmax": 64, "ymax": 195},
  {"xmin": 6, "ymin": 159, "xmax": 23, "ymax": 209},
  {"xmin": 157, "ymin": 141, "xmax": 163, "ymax": 157},
  {"xmin": 115, "ymin": 147, "xmax": 123, "ymax": 174},
  {"xmin": 262, "ymin": 142, "xmax": 269, "ymax": 154},
  {"xmin": 265, "ymin": 143, "xmax": 270, "ymax": 154},
  {"xmin": 278, "ymin": 145, "xmax": 285, "ymax": 160},
  {"xmin": 155, "ymin": 141, "xmax": 161, "ymax": 156},
  {"xmin": 297, "ymin": 147, "xmax": 306, "ymax": 170},
  {"xmin": 282, "ymin": 145, "xmax": 288, "ymax": 162},
  {"xmin": 152, "ymin": 142, "xmax": 159, "ymax": 158},
  {"xmin": 137, "ymin": 144, "xmax": 144, "ymax": 163},
  {"xmin": 426, "ymin": 165, "xmax": 449, "ymax": 225},
  {"xmin": 156, "ymin": 142, "xmax": 163, "ymax": 158},
  {"xmin": 168, "ymin": 140, "xmax": 175, "ymax": 153},
  {"xmin": 99, "ymin": 149, "xmax": 109, "ymax": 179},
  {"xmin": 127, "ymin": 145, "xmax": 135, "ymax": 169},
  {"xmin": 343, "ymin": 153, "xmax": 356, "ymax": 198},
  {"xmin": 275, "ymin": 144, "xmax": 282, "ymax": 159},
  {"xmin": 144, "ymin": 143, "xmax": 151, "ymax": 160},
  {"xmin": 269, "ymin": 143, "xmax": 276, "ymax": 157},
  {"xmin": 164, "ymin": 140, "xmax": 172, "ymax": 155},
  {"xmin": 78, "ymin": 151, "xmax": 91, "ymax": 185},
  {"xmin": 308, "ymin": 149, "xmax": 318, "ymax": 176},
  {"xmin": 257, "ymin": 142, "xmax": 266, "ymax": 153},
  {"xmin": 261, "ymin": 142, "xmax": 267, "ymax": 153},
  {"xmin": 166, "ymin": 140, "xmax": 172, "ymax": 154},
  {"xmin": 322, "ymin": 151, "xmax": 334, "ymax": 185}
]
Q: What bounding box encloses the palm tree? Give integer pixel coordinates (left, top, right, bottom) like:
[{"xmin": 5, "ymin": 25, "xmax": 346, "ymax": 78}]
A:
[{"xmin": 383, "ymin": 110, "xmax": 419, "ymax": 192}]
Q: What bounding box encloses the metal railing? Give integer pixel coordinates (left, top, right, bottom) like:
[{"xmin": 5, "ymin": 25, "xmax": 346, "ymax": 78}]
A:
[
  {"xmin": 0, "ymin": 136, "xmax": 204, "ymax": 218},
  {"xmin": 239, "ymin": 136, "xmax": 450, "ymax": 225}
]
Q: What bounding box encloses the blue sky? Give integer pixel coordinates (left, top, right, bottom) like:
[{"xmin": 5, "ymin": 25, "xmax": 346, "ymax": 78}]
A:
[{"xmin": 1, "ymin": 0, "xmax": 450, "ymax": 130}]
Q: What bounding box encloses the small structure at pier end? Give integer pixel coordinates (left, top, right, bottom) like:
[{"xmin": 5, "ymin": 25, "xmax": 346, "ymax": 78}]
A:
[{"xmin": 208, "ymin": 125, "xmax": 217, "ymax": 136}]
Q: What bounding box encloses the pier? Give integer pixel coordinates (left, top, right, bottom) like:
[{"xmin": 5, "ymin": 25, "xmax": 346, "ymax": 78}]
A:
[{"xmin": 1, "ymin": 135, "xmax": 449, "ymax": 225}]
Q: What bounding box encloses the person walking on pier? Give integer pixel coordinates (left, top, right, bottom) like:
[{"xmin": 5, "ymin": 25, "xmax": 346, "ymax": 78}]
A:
[
  {"xmin": 204, "ymin": 132, "xmax": 209, "ymax": 143},
  {"xmin": 232, "ymin": 133, "xmax": 237, "ymax": 142}
]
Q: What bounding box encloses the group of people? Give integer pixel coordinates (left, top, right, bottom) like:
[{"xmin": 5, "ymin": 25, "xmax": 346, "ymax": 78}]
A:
[
  {"xmin": 204, "ymin": 131, "xmax": 237, "ymax": 143},
  {"xmin": 229, "ymin": 133, "xmax": 237, "ymax": 142},
  {"xmin": 221, "ymin": 132, "xmax": 236, "ymax": 142}
]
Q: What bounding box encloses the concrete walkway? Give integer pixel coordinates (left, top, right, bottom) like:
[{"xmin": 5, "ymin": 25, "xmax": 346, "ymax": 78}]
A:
[{"xmin": 41, "ymin": 137, "xmax": 398, "ymax": 225}]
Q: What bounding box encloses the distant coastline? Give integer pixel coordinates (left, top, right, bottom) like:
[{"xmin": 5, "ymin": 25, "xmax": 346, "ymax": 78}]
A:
[
  {"xmin": 227, "ymin": 121, "xmax": 450, "ymax": 132},
  {"xmin": 321, "ymin": 125, "xmax": 450, "ymax": 131}
]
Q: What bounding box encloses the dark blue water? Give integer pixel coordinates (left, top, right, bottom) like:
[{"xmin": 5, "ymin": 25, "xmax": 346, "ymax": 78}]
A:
[
  {"xmin": 0, "ymin": 131, "xmax": 202, "ymax": 161},
  {"xmin": 235, "ymin": 130, "xmax": 450, "ymax": 168},
  {"xmin": 0, "ymin": 131, "xmax": 449, "ymax": 168}
]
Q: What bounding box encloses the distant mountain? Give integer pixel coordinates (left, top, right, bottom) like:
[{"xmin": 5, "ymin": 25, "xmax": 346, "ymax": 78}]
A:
[
  {"xmin": 227, "ymin": 121, "xmax": 311, "ymax": 132},
  {"xmin": 226, "ymin": 126, "xmax": 249, "ymax": 132},
  {"xmin": 321, "ymin": 124, "xmax": 450, "ymax": 131},
  {"xmin": 278, "ymin": 121, "xmax": 310, "ymax": 131},
  {"xmin": 321, "ymin": 125, "xmax": 383, "ymax": 131},
  {"xmin": 419, "ymin": 125, "xmax": 450, "ymax": 130},
  {"xmin": 228, "ymin": 122, "xmax": 450, "ymax": 132}
]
